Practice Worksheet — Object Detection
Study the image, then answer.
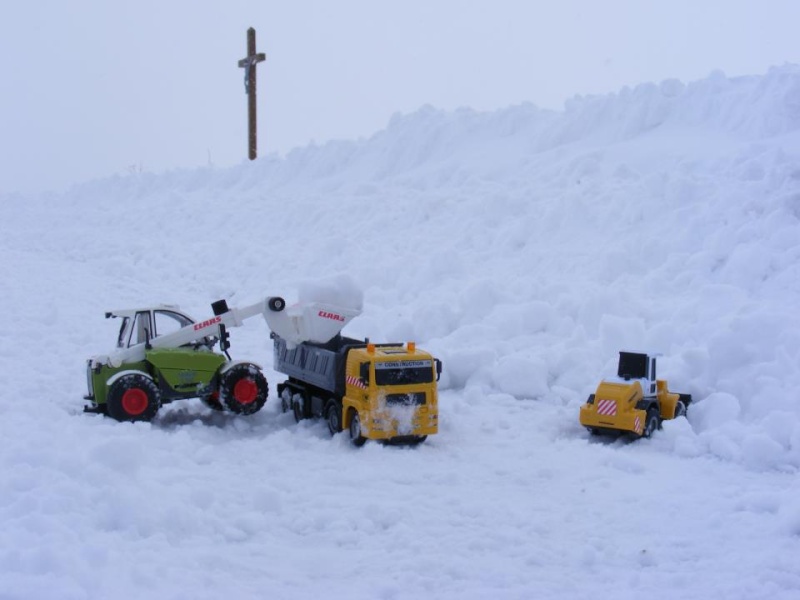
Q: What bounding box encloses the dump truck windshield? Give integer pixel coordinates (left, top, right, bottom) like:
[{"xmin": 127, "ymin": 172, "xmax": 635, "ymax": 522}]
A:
[{"xmin": 375, "ymin": 360, "xmax": 433, "ymax": 385}]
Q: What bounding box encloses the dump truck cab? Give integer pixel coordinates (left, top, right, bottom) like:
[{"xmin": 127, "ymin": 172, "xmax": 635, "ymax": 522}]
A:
[
  {"xmin": 342, "ymin": 343, "xmax": 441, "ymax": 443},
  {"xmin": 275, "ymin": 330, "xmax": 441, "ymax": 446},
  {"xmin": 579, "ymin": 351, "xmax": 691, "ymax": 438}
]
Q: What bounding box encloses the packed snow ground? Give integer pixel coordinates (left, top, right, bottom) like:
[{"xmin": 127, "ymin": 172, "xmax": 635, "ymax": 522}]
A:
[{"xmin": 1, "ymin": 66, "xmax": 800, "ymax": 599}]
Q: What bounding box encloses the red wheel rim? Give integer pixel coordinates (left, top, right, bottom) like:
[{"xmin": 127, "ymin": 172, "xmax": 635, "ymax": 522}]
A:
[
  {"xmin": 122, "ymin": 388, "xmax": 149, "ymax": 415},
  {"xmin": 233, "ymin": 378, "xmax": 258, "ymax": 405}
]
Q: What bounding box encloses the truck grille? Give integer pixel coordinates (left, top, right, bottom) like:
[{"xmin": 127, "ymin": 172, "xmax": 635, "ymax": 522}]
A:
[{"xmin": 385, "ymin": 392, "xmax": 426, "ymax": 406}]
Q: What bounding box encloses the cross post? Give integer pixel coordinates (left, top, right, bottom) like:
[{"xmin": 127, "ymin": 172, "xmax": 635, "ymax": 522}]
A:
[{"xmin": 238, "ymin": 27, "xmax": 266, "ymax": 160}]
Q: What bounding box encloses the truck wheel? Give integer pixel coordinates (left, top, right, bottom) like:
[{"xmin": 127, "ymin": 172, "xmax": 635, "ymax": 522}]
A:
[
  {"xmin": 642, "ymin": 409, "xmax": 659, "ymax": 438},
  {"xmin": 325, "ymin": 401, "xmax": 342, "ymax": 435},
  {"xmin": 674, "ymin": 401, "xmax": 687, "ymax": 419},
  {"xmin": 349, "ymin": 411, "xmax": 366, "ymax": 447},
  {"xmin": 268, "ymin": 297, "xmax": 286, "ymax": 312},
  {"xmin": 219, "ymin": 365, "xmax": 268, "ymax": 415},
  {"xmin": 292, "ymin": 393, "xmax": 306, "ymax": 422},
  {"xmin": 279, "ymin": 388, "xmax": 292, "ymax": 414},
  {"xmin": 200, "ymin": 390, "xmax": 224, "ymax": 411},
  {"xmin": 107, "ymin": 374, "xmax": 161, "ymax": 422}
]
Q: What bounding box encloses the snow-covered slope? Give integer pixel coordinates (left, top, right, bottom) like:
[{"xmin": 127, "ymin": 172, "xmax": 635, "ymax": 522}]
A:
[{"xmin": 1, "ymin": 66, "xmax": 799, "ymax": 599}]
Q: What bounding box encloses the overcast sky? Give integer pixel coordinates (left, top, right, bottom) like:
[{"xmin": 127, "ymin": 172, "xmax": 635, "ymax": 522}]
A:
[{"xmin": 2, "ymin": 0, "xmax": 798, "ymax": 194}]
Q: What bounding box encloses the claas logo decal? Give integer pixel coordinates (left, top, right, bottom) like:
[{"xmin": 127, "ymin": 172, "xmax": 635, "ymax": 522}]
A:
[
  {"xmin": 318, "ymin": 310, "xmax": 345, "ymax": 322},
  {"xmin": 193, "ymin": 316, "xmax": 222, "ymax": 331}
]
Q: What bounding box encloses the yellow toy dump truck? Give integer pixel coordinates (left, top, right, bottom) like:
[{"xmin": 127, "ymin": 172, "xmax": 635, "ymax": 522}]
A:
[
  {"xmin": 579, "ymin": 351, "xmax": 691, "ymax": 439},
  {"xmin": 266, "ymin": 302, "xmax": 441, "ymax": 446}
]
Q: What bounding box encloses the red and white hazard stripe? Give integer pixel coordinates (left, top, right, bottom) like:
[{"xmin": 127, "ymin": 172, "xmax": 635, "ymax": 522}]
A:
[
  {"xmin": 634, "ymin": 416, "xmax": 642, "ymax": 432},
  {"xmin": 596, "ymin": 399, "xmax": 617, "ymax": 416},
  {"xmin": 346, "ymin": 375, "xmax": 367, "ymax": 389}
]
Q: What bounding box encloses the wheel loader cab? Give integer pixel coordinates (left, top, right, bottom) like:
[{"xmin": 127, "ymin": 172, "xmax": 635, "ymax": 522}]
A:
[{"xmin": 617, "ymin": 351, "xmax": 657, "ymax": 396}]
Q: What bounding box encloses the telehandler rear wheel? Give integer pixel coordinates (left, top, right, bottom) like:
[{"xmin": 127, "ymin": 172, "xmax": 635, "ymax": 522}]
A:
[
  {"xmin": 107, "ymin": 374, "xmax": 161, "ymax": 422},
  {"xmin": 219, "ymin": 365, "xmax": 268, "ymax": 415}
]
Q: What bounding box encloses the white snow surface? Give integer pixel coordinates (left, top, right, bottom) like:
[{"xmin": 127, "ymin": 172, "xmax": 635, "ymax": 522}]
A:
[{"xmin": 2, "ymin": 66, "xmax": 800, "ymax": 599}]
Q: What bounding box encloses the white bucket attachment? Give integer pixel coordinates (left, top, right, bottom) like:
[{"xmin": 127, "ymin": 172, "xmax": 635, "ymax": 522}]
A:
[{"xmin": 263, "ymin": 301, "xmax": 361, "ymax": 347}]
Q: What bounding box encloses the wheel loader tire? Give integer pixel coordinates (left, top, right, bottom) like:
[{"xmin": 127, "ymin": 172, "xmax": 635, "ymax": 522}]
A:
[
  {"xmin": 642, "ymin": 409, "xmax": 659, "ymax": 438},
  {"xmin": 200, "ymin": 390, "xmax": 224, "ymax": 412},
  {"xmin": 674, "ymin": 401, "xmax": 687, "ymax": 419},
  {"xmin": 348, "ymin": 410, "xmax": 366, "ymax": 447},
  {"xmin": 219, "ymin": 364, "xmax": 268, "ymax": 415},
  {"xmin": 268, "ymin": 297, "xmax": 286, "ymax": 312},
  {"xmin": 325, "ymin": 400, "xmax": 342, "ymax": 435},
  {"xmin": 107, "ymin": 374, "xmax": 161, "ymax": 422}
]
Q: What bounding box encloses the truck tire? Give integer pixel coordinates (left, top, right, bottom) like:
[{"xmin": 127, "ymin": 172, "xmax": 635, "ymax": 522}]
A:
[
  {"xmin": 279, "ymin": 387, "xmax": 292, "ymax": 414},
  {"xmin": 219, "ymin": 364, "xmax": 268, "ymax": 415},
  {"xmin": 349, "ymin": 410, "xmax": 366, "ymax": 447},
  {"xmin": 268, "ymin": 297, "xmax": 286, "ymax": 312},
  {"xmin": 292, "ymin": 393, "xmax": 307, "ymax": 423},
  {"xmin": 642, "ymin": 409, "xmax": 659, "ymax": 438},
  {"xmin": 325, "ymin": 401, "xmax": 342, "ymax": 435},
  {"xmin": 107, "ymin": 373, "xmax": 161, "ymax": 422}
]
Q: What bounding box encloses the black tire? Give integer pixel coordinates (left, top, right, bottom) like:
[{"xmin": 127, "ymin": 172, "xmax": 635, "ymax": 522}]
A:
[
  {"xmin": 674, "ymin": 400, "xmax": 687, "ymax": 419},
  {"xmin": 349, "ymin": 411, "xmax": 366, "ymax": 447},
  {"xmin": 292, "ymin": 393, "xmax": 306, "ymax": 423},
  {"xmin": 408, "ymin": 435, "xmax": 427, "ymax": 445},
  {"xmin": 325, "ymin": 401, "xmax": 342, "ymax": 436},
  {"xmin": 268, "ymin": 297, "xmax": 286, "ymax": 312},
  {"xmin": 642, "ymin": 409, "xmax": 659, "ymax": 438},
  {"xmin": 200, "ymin": 390, "xmax": 224, "ymax": 411},
  {"xmin": 106, "ymin": 373, "xmax": 161, "ymax": 422},
  {"xmin": 587, "ymin": 427, "xmax": 600, "ymax": 436},
  {"xmin": 219, "ymin": 364, "xmax": 268, "ymax": 415},
  {"xmin": 279, "ymin": 387, "xmax": 292, "ymax": 414}
]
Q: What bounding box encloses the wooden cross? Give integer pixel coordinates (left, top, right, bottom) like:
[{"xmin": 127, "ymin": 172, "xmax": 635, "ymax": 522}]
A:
[{"xmin": 238, "ymin": 27, "xmax": 266, "ymax": 160}]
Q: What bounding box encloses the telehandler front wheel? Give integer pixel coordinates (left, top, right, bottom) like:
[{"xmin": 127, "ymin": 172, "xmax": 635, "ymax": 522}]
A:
[
  {"xmin": 107, "ymin": 374, "xmax": 161, "ymax": 422},
  {"xmin": 219, "ymin": 365, "xmax": 268, "ymax": 415}
]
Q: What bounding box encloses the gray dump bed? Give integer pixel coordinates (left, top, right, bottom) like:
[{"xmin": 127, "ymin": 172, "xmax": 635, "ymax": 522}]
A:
[{"xmin": 273, "ymin": 334, "xmax": 365, "ymax": 396}]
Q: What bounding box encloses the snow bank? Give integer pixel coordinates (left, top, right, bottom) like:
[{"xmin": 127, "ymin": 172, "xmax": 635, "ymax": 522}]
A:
[{"xmin": 2, "ymin": 65, "xmax": 800, "ymax": 599}]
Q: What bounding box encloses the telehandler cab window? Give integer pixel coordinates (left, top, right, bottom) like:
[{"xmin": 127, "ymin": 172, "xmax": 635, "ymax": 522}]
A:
[
  {"xmin": 154, "ymin": 310, "xmax": 193, "ymax": 337},
  {"xmin": 116, "ymin": 317, "xmax": 131, "ymax": 348},
  {"xmin": 375, "ymin": 360, "xmax": 434, "ymax": 386},
  {"xmin": 132, "ymin": 311, "xmax": 153, "ymax": 346}
]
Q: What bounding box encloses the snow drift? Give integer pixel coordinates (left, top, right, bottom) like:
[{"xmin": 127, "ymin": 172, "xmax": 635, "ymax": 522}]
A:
[{"xmin": 1, "ymin": 65, "xmax": 800, "ymax": 599}]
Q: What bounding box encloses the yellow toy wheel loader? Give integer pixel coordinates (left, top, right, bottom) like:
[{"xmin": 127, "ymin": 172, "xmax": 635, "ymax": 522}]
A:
[{"xmin": 579, "ymin": 352, "xmax": 691, "ymax": 439}]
